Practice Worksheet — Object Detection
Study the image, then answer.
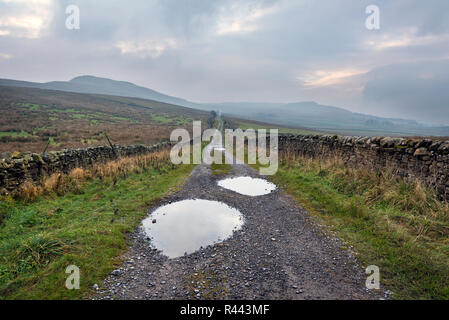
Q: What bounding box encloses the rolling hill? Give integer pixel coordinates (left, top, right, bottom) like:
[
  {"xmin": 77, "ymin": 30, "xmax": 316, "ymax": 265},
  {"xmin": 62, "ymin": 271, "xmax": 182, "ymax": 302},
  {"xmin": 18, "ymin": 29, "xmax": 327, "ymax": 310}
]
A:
[
  {"xmin": 1, "ymin": 75, "xmax": 448, "ymax": 136},
  {"xmin": 0, "ymin": 86, "xmax": 209, "ymax": 153},
  {"xmin": 0, "ymin": 76, "xmax": 193, "ymax": 108}
]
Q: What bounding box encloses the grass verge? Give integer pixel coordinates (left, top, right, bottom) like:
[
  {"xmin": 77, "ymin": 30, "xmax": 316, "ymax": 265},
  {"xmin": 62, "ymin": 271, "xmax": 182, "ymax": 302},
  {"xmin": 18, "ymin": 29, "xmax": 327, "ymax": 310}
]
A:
[
  {"xmin": 0, "ymin": 151, "xmax": 195, "ymax": 299},
  {"xmin": 256, "ymin": 153, "xmax": 449, "ymax": 300},
  {"xmin": 210, "ymin": 162, "xmax": 232, "ymax": 175}
]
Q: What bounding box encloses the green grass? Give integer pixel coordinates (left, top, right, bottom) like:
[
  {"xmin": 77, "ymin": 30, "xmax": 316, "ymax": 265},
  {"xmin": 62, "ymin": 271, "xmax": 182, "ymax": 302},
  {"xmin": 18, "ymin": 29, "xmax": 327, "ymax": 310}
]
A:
[
  {"xmin": 49, "ymin": 109, "xmax": 134, "ymax": 123},
  {"xmin": 150, "ymin": 114, "xmax": 173, "ymax": 124},
  {"xmin": 14, "ymin": 101, "xmax": 192, "ymax": 128},
  {"xmin": 0, "ymin": 162, "xmax": 195, "ymax": 299},
  {"xmin": 263, "ymin": 157, "xmax": 449, "ymax": 300},
  {"xmin": 0, "ymin": 130, "xmax": 31, "ymax": 138},
  {"xmin": 210, "ymin": 162, "xmax": 232, "ymax": 175},
  {"xmin": 80, "ymin": 138, "xmax": 98, "ymax": 145},
  {"xmin": 236, "ymin": 121, "xmax": 320, "ymax": 135},
  {"xmin": 49, "ymin": 108, "xmax": 78, "ymax": 113},
  {"xmin": 71, "ymin": 114, "xmax": 88, "ymax": 120},
  {"xmin": 17, "ymin": 103, "xmax": 41, "ymax": 111},
  {"xmin": 48, "ymin": 137, "xmax": 60, "ymax": 147},
  {"xmin": 109, "ymin": 115, "xmax": 129, "ymax": 122},
  {"xmin": 32, "ymin": 126, "xmax": 52, "ymax": 134}
]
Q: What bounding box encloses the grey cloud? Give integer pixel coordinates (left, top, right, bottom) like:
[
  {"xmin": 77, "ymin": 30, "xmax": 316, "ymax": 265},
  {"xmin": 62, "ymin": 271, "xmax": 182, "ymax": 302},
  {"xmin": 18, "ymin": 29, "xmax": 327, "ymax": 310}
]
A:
[
  {"xmin": 0, "ymin": 0, "xmax": 449, "ymax": 123},
  {"xmin": 362, "ymin": 60, "xmax": 449, "ymax": 125}
]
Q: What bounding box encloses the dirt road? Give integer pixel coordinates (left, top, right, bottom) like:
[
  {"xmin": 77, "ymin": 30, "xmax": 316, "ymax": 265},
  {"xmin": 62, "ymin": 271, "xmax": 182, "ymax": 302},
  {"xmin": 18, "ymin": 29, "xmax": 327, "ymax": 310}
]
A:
[{"xmin": 94, "ymin": 126, "xmax": 379, "ymax": 300}]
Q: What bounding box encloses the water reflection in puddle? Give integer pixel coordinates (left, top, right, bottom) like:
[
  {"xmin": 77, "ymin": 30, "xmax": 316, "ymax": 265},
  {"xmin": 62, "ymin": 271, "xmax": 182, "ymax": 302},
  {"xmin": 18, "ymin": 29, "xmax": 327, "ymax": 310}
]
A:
[
  {"xmin": 218, "ymin": 176, "xmax": 277, "ymax": 196},
  {"xmin": 142, "ymin": 199, "xmax": 244, "ymax": 258}
]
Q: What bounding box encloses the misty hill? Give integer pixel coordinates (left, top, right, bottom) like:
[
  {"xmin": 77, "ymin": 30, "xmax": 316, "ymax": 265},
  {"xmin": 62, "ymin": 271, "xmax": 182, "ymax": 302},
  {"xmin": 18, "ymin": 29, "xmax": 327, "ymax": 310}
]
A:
[
  {"xmin": 206, "ymin": 101, "xmax": 449, "ymax": 136},
  {"xmin": 1, "ymin": 75, "xmax": 448, "ymax": 136},
  {"xmin": 0, "ymin": 76, "xmax": 193, "ymax": 108}
]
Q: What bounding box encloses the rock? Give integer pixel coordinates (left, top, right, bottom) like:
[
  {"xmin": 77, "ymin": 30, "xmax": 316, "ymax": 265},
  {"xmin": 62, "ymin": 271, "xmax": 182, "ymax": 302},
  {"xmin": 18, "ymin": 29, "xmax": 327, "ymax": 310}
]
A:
[
  {"xmin": 93, "ymin": 284, "xmax": 99, "ymax": 290},
  {"xmin": 111, "ymin": 269, "xmax": 121, "ymax": 276},
  {"xmin": 380, "ymin": 137, "xmax": 395, "ymax": 148},
  {"xmin": 152, "ymin": 219, "xmax": 157, "ymax": 224},
  {"xmin": 429, "ymin": 141, "xmax": 443, "ymax": 151},
  {"xmin": 438, "ymin": 142, "xmax": 449, "ymax": 152},
  {"xmin": 11, "ymin": 151, "xmax": 22, "ymax": 159},
  {"xmin": 0, "ymin": 152, "xmax": 11, "ymax": 160},
  {"xmin": 416, "ymin": 139, "xmax": 432, "ymax": 148},
  {"xmin": 414, "ymin": 148, "xmax": 430, "ymax": 157}
]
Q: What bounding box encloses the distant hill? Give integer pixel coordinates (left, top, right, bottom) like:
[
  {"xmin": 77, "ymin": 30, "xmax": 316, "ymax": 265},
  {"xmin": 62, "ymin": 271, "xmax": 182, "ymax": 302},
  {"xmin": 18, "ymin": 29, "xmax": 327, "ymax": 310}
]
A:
[
  {"xmin": 1, "ymin": 75, "xmax": 448, "ymax": 137},
  {"xmin": 206, "ymin": 101, "xmax": 449, "ymax": 136},
  {"xmin": 0, "ymin": 76, "xmax": 193, "ymax": 108}
]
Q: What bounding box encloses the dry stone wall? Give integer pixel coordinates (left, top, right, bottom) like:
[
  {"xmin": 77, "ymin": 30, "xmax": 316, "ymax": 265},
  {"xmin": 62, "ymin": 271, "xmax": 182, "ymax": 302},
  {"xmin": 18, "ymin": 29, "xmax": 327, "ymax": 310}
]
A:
[
  {"xmin": 278, "ymin": 134, "xmax": 449, "ymax": 201},
  {"xmin": 2, "ymin": 134, "xmax": 449, "ymax": 201},
  {"xmin": 0, "ymin": 142, "xmax": 172, "ymax": 194}
]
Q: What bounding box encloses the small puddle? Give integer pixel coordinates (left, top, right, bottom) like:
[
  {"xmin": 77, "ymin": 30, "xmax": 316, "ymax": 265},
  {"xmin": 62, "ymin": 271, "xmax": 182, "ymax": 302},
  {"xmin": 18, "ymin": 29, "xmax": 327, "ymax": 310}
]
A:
[
  {"xmin": 218, "ymin": 176, "xmax": 277, "ymax": 196},
  {"xmin": 142, "ymin": 199, "xmax": 244, "ymax": 258}
]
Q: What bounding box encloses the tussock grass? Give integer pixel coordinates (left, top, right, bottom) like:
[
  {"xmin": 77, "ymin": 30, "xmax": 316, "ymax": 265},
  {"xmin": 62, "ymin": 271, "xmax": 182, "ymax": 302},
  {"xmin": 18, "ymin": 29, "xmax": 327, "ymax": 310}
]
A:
[
  {"xmin": 268, "ymin": 151, "xmax": 449, "ymax": 299},
  {"xmin": 0, "ymin": 150, "xmax": 195, "ymax": 299},
  {"xmin": 15, "ymin": 235, "xmax": 67, "ymax": 270},
  {"xmin": 16, "ymin": 150, "xmax": 175, "ymax": 201}
]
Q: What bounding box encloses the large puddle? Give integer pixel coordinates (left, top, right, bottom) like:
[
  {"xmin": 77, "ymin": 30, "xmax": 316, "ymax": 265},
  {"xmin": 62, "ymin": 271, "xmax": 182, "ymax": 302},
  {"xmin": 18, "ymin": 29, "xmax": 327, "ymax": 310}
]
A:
[
  {"xmin": 142, "ymin": 199, "xmax": 244, "ymax": 258},
  {"xmin": 218, "ymin": 176, "xmax": 277, "ymax": 196}
]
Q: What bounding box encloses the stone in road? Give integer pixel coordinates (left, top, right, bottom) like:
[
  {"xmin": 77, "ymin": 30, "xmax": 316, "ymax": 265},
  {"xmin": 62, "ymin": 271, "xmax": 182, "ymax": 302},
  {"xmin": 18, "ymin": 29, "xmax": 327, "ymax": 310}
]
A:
[{"xmin": 95, "ymin": 162, "xmax": 378, "ymax": 300}]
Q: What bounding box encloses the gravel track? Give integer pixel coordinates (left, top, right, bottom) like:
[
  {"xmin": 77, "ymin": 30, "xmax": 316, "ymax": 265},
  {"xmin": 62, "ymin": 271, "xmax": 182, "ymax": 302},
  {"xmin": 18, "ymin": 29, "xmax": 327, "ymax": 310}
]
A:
[{"xmin": 94, "ymin": 161, "xmax": 381, "ymax": 300}]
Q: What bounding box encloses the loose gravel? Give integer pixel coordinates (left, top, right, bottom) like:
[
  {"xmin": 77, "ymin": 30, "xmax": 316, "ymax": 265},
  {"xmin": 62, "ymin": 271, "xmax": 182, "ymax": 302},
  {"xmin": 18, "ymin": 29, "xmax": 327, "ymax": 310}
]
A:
[{"xmin": 94, "ymin": 162, "xmax": 382, "ymax": 300}]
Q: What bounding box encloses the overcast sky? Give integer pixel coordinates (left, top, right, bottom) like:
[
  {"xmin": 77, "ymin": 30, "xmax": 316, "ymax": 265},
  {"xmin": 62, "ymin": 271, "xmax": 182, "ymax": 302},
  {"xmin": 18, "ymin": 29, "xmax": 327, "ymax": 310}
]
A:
[{"xmin": 0, "ymin": 0, "xmax": 448, "ymax": 124}]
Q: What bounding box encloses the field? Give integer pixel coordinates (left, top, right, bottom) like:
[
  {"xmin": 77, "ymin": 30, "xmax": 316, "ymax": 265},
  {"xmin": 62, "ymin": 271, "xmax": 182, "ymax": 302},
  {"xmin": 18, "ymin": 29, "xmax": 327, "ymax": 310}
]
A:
[
  {"xmin": 0, "ymin": 86, "xmax": 209, "ymax": 154},
  {"xmin": 225, "ymin": 117, "xmax": 322, "ymax": 135}
]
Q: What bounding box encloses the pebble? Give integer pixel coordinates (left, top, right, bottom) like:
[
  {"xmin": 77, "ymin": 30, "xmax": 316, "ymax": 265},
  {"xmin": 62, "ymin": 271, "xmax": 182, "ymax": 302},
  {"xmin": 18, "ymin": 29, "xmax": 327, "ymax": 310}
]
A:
[
  {"xmin": 111, "ymin": 269, "xmax": 121, "ymax": 276},
  {"xmin": 92, "ymin": 161, "xmax": 379, "ymax": 301}
]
